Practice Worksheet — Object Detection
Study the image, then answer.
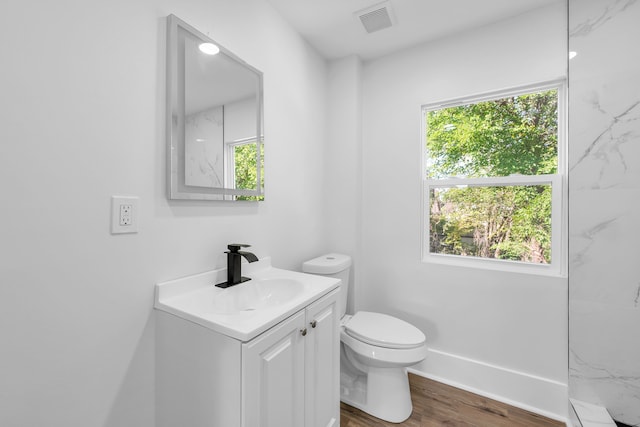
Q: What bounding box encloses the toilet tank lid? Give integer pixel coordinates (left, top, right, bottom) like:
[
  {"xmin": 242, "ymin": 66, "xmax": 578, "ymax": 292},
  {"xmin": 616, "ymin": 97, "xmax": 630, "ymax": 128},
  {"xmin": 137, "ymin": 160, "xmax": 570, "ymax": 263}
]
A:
[{"xmin": 302, "ymin": 253, "xmax": 351, "ymax": 274}]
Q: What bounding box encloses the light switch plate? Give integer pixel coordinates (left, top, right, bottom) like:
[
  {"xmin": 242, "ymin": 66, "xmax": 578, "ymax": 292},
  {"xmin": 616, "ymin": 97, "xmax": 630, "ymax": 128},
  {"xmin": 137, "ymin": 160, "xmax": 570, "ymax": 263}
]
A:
[{"xmin": 111, "ymin": 196, "xmax": 139, "ymax": 234}]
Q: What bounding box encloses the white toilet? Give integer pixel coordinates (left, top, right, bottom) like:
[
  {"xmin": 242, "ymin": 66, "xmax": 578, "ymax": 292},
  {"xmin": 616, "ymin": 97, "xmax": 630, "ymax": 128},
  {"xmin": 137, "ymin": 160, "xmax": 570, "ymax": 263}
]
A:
[{"xmin": 302, "ymin": 253, "xmax": 427, "ymax": 423}]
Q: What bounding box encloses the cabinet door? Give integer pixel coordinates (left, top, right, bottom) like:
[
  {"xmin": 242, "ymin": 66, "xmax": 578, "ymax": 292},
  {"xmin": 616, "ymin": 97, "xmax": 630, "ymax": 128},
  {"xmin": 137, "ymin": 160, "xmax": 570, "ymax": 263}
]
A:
[
  {"xmin": 242, "ymin": 310, "xmax": 306, "ymax": 427},
  {"xmin": 304, "ymin": 289, "xmax": 340, "ymax": 427}
]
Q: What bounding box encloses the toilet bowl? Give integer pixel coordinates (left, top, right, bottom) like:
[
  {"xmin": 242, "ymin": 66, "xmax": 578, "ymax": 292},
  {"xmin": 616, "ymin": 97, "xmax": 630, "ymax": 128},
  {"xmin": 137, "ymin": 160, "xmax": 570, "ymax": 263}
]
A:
[{"xmin": 302, "ymin": 254, "xmax": 427, "ymax": 423}]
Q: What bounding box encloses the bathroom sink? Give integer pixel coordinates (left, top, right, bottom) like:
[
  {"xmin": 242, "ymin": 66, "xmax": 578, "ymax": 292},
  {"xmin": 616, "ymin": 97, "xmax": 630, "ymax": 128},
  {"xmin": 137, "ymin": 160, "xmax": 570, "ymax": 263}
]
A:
[
  {"xmin": 206, "ymin": 278, "xmax": 305, "ymax": 314},
  {"xmin": 154, "ymin": 257, "xmax": 340, "ymax": 341}
]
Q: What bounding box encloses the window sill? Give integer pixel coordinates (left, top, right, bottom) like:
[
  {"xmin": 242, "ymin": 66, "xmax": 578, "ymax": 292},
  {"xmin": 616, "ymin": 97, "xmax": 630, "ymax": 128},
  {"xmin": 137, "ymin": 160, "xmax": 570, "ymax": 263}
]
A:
[{"xmin": 423, "ymin": 253, "xmax": 566, "ymax": 278}]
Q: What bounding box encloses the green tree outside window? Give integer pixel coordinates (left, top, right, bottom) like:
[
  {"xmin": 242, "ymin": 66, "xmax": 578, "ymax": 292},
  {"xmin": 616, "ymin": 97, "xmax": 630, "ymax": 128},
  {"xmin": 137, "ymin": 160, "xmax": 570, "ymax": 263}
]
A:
[{"xmin": 426, "ymin": 89, "xmax": 558, "ymax": 264}]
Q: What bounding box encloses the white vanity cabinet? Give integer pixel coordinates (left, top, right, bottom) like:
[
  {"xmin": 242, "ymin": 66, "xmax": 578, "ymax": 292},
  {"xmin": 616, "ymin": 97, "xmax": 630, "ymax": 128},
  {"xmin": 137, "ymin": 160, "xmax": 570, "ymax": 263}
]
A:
[
  {"xmin": 242, "ymin": 289, "xmax": 340, "ymax": 427},
  {"xmin": 156, "ymin": 286, "xmax": 340, "ymax": 427}
]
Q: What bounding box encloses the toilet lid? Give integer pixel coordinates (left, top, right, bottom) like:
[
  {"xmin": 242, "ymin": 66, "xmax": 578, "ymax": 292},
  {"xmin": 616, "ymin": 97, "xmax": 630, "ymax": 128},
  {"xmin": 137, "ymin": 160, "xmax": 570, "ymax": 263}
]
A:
[{"xmin": 344, "ymin": 311, "xmax": 426, "ymax": 349}]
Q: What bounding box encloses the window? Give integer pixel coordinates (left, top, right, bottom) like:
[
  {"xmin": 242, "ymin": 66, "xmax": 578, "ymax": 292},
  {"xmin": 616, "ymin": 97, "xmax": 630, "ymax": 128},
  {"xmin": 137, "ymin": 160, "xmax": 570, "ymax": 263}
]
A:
[
  {"xmin": 422, "ymin": 82, "xmax": 566, "ymax": 275},
  {"xmin": 225, "ymin": 137, "xmax": 264, "ymax": 201}
]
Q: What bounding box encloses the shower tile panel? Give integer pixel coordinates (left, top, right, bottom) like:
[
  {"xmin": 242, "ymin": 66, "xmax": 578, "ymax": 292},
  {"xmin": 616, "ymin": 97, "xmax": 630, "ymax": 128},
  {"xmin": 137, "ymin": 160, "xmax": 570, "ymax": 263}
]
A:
[{"xmin": 569, "ymin": 1, "xmax": 640, "ymax": 425}]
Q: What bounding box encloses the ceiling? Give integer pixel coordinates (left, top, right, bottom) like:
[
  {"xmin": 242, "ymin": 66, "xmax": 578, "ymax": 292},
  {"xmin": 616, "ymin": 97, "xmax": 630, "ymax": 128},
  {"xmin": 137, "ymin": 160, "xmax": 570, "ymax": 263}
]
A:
[{"xmin": 266, "ymin": 0, "xmax": 564, "ymax": 61}]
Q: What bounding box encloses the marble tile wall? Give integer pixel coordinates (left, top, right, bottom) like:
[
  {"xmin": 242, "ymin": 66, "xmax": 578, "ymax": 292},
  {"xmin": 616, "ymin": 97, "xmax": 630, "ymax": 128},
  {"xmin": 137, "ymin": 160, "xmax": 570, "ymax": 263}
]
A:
[
  {"xmin": 185, "ymin": 106, "xmax": 225, "ymax": 188},
  {"xmin": 569, "ymin": 0, "xmax": 640, "ymax": 425}
]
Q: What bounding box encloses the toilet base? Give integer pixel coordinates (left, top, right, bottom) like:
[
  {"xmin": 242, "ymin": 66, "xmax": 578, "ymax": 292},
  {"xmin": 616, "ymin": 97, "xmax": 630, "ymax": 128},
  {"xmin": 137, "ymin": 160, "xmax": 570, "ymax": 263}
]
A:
[{"xmin": 340, "ymin": 366, "xmax": 413, "ymax": 423}]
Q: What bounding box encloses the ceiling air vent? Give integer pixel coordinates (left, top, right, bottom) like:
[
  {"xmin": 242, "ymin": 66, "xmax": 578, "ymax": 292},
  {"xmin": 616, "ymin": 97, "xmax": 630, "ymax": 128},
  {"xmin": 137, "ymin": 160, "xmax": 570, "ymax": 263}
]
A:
[{"xmin": 356, "ymin": 1, "xmax": 394, "ymax": 34}]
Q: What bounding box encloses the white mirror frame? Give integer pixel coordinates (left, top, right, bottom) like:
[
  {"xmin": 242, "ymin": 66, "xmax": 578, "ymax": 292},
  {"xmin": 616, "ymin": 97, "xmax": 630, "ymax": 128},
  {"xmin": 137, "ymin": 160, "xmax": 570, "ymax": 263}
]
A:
[{"xmin": 166, "ymin": 14, "xmax": 264, "ymax": 201}]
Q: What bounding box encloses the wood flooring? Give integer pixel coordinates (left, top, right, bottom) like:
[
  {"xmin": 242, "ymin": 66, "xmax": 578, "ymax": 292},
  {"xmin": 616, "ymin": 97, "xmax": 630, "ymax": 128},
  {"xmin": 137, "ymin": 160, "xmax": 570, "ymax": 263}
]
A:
[{"xmin": 340, "ymin": 373, "xmax": 565, "ymax": 427}]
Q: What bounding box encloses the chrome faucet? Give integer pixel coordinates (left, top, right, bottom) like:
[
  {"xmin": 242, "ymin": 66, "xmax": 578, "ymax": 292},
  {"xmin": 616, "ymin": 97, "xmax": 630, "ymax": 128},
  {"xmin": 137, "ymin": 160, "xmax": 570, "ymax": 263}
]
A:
[{"xmin": 216, "ymin": 244, "xmax": 259, "ymax": 288}]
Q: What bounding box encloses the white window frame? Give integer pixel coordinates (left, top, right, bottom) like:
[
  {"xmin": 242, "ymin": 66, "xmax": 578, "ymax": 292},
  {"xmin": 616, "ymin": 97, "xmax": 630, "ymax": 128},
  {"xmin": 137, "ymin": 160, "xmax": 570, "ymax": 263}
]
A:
[{"xmin": 421, "ymin": 80, "xmax": 567, "ymax": 277}]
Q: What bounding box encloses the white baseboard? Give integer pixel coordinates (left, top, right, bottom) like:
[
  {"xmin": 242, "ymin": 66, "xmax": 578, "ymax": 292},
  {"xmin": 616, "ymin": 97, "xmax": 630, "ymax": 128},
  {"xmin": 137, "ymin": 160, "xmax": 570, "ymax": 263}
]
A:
[{"xmin": 408, "ymin": 347, "xmax": 569, "ymax": 424}]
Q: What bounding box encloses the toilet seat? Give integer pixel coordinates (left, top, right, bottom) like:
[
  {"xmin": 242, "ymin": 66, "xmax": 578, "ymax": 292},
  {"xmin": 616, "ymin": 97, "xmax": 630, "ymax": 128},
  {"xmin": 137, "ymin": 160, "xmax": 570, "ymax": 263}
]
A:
[
  {"xmin": 340, "ymin": 327, "xmax": 427, "ymax": 368},
  {"xmin": 343, "ymin": 311, "xmax": 426, "ymax": 349}
]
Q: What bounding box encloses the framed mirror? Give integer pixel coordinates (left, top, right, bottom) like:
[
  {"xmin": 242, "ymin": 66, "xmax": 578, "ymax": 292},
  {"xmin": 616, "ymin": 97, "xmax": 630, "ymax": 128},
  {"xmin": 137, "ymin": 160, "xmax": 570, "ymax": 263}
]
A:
[{"xmin": 166, "ymin": 14, "xmax": 264, "ymax": 201}]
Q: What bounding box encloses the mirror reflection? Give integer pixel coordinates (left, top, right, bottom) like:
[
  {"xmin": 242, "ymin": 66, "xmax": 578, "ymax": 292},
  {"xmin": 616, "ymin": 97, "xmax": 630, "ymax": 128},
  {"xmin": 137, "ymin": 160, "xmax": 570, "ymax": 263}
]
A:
[{"xmin": 167, "ymin": 14, "xmax": 264, "ymax": 201}]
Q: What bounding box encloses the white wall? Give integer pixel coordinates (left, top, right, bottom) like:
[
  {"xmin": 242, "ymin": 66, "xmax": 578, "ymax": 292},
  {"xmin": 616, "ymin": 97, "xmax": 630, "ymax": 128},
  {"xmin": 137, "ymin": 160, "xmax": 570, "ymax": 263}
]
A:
[
  {"xmin": 0, "ymin": 0, "xmax": 328, "ymax": 426},
  {"xmin": 358, "ymin": 3, "xmax": 569, "ymax": 418},
  {"xmin": 225, "ymin": 97, "xmax": 259, "ymax": 143},
  {"xmin": 326, "ymin": 56, "xmax": 363, "ymax": 314},
  {"xmin": 568, "ymin": 1, "xmax": 640, "ymax": 425}
]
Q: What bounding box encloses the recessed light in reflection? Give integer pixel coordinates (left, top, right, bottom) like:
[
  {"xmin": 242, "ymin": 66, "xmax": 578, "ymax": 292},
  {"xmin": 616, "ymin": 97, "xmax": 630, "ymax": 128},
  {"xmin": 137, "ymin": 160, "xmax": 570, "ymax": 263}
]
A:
[
  {"xmin": 569, "ymin": 51, "xmax": 577, "ymax": 59},
  {"xmin": 198, "ymin": 42, "xmax": 220, "ymax": 55}
]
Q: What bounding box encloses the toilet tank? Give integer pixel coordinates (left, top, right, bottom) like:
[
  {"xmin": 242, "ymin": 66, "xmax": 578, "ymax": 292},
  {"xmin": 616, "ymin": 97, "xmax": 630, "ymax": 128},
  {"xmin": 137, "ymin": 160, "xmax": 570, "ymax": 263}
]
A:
[{"xmin": 302, "ymin": 253, "xmax": 351, "ymax": 318}]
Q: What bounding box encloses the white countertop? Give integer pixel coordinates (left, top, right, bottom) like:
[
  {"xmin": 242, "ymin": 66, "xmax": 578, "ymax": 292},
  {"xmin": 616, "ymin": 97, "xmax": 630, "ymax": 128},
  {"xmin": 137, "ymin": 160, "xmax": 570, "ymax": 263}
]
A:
[{"xmin": 155, "ymin": 257, "xmax": 340, "ymax": 341}]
